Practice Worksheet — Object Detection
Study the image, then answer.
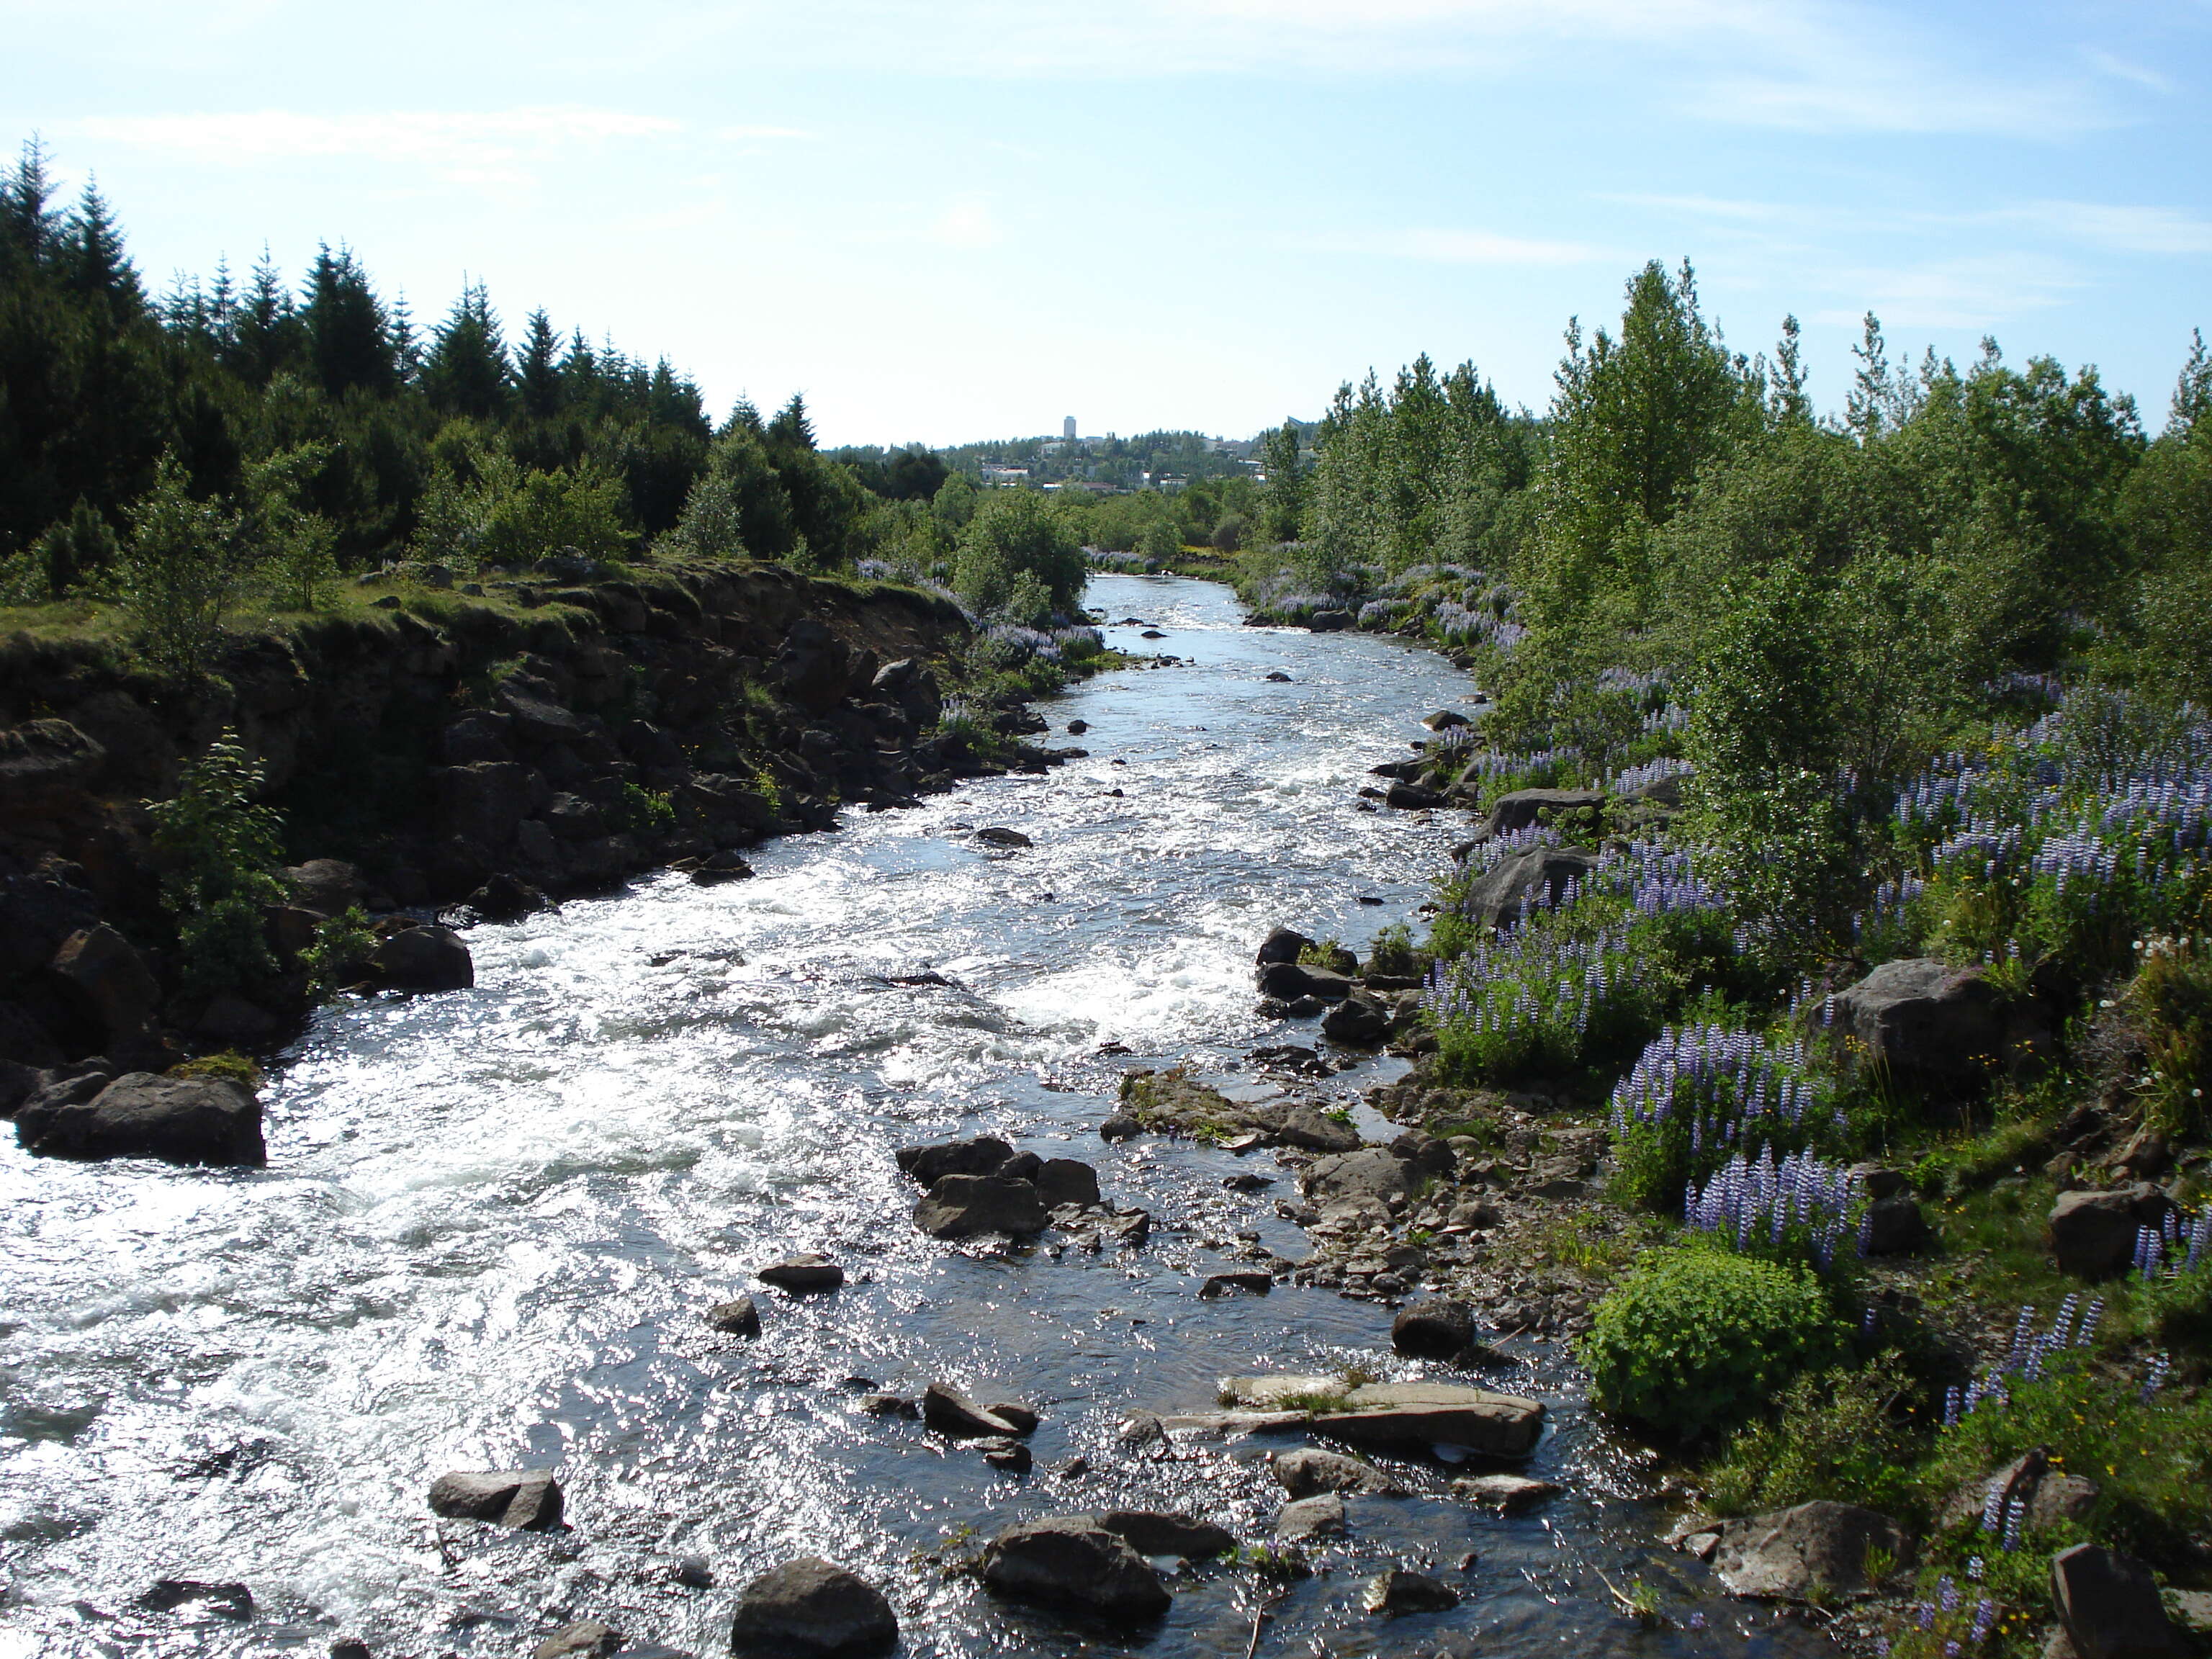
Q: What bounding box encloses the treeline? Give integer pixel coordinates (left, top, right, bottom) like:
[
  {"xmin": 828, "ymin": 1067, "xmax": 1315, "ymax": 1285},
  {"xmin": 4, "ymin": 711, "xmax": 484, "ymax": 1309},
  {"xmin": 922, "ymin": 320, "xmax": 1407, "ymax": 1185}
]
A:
[
  {"xmin": 0, "ymin": 139, "xmax": 930, "ymax": 635},
  {"xmin": 1257, "ymin": 259, "xmax": 2208, "ymax": 780}
]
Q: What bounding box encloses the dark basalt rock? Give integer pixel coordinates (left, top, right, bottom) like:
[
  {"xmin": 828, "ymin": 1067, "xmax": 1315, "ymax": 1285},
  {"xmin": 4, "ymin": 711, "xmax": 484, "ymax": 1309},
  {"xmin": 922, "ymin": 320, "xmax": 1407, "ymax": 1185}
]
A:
[
  {"xmin": 16, "ymin": 1071, "xmax": 264, "ymax": 1166},
  {"xmin": 426, "ymin": 1470, "xmax": 564, "ymax": 1529},
  {"xmin": 730, "ymin": 1557, "xmax": 899, "ymax": 1658},
  {"xmin": 979, "ymin": 1516, "xmax": 1172, "ymax": 1622}
]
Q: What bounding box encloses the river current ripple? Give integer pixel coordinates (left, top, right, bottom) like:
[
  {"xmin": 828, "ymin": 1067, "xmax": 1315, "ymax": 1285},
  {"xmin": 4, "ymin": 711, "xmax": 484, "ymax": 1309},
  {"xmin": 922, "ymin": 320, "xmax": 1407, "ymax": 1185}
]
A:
[{"xmin": 0, "ymin": 576, "xmax": 1828, "ymax": 1658}]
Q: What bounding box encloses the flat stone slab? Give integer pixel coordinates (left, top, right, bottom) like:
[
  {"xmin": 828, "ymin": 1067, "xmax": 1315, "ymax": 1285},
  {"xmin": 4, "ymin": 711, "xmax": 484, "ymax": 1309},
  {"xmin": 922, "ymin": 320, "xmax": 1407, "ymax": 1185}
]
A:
[{"xmin": 1219, "ymin": 1375, "xmax": 1546, "ymax": 1458}]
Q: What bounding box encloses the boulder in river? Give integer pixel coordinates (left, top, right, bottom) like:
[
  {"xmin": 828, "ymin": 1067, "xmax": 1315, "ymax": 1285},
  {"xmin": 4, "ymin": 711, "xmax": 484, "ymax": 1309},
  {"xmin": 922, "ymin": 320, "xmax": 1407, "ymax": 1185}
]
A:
[
  {"xmin": 896, "ymin": 1136, "xmax": 1015, "ymax": 1185},
  {"xmin": 136, "ymin": 1579, "xmax": 253, "ymax": 1618},
  {"xmin": 1272, "ymin": 1447, "xmax": 1405, "ymax": 1498},
  {"xmin": 913, "ymin": 1173, "xmax": 1049, "ymax": 1238},
  {"xmin": 1391, "ymin": 1298, "xmax": 1476, "ymax": 1358},
  {"xmin": 1300, "ymin": 1148, "xmax": 1408, "ymax": 1208},
  {"xmin": 16, "ymin": 1072, "xmax": 265, "ymax": 1166},
  {"xmin": 1256, "ymin": 961, "xmax": 1353, "ymax": 1002},
  {"xmin": 758, "ymin": 1254, "xmax": 845, "ymax": 1292},
  {"xmin": 532, "ymin": 1622, "xmax": 622, "ymax": 1659},
  {"xmin": 979, "ymin": 1516, "xmax": 1172, "ymax": 1622},
  {"xmin": 1256, "ymin": 926, "xmax": 1313, "ymax": 965},
  {"xmin": 1321, "ymin": 993, "xmax": 1390, "ymax": 1046},
  {"xmin": 369, "ymin": 924, "xmax": 475, "ymax": 992},
  {"xmin": 1198, "ymin": 1271, "xmax": 1272, "ymax": 1298},
  {"xmin": 1228, "ymin": 1376, "xmax": 1546, "ymax": 1458},
  {"xmin": 730, "ymin": 1557, "xmax": 899, "ymax": 1658},
  {"xmin": 1091, "ymin": 1510, "xmax": 1235, "ymax": 1560},
  {"xmin": 975, "ymin": 827, "xmax": 1033, "ymax": 848},
  {"xmin": 426, "ymin": 1470, "xmax": 564, "ymax": 1530},
  {"xmin": 706, "ymin": 1295, "xmax": 762, "ymax": 1337},
  {"xmin": 1709, "ymin": 1501, "xmax": 1913, "ymax": 1599},
  {"xmin": 1260, "ymin": 1103, "xmax": 1360, "ymax": 1153},
  {"xmin": 1035, "ymin": 1157, "xmax": 1101, "ymax": 1208}
]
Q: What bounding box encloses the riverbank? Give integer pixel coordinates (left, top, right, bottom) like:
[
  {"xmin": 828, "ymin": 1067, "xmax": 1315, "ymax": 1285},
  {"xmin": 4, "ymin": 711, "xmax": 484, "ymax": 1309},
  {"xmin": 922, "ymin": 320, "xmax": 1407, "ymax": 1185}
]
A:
[
  {"xmin": 1137, "ymin": 571, "xmax": 2212, "ymax": 1656},
  {"xmin": 0, "ymin": 555, "xmax": 1117, "ymax": 1090}
]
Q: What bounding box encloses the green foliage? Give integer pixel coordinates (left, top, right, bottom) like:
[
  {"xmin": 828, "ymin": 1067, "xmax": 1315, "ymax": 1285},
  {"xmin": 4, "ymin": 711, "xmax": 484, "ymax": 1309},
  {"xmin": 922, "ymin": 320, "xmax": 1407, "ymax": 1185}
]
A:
[
  {"xmin": 119, "ymin": 454, "xmax": 248, "ymax": 673},
  {"xmin": 1917, "ymin": 1354, "xmax": 2212, "ymax": 1577},
  {"xmin": 2123, "ymin": 932, "xmax": 2212, "ymax": 1138},
  {"xmin": 300, "ymin": 905, "xmax": 378, "ymax": 1001},
  {"xmin": 1579, "ymin": 1245, "xmax": 1848, "ymax": 1443},
  {"xmin": 2134, "ymin": 1258, "xmax": 2212, "ymax": 1355},
  {"xmin": 620, "ymin": 782, "xmax": 676, "ymax": 835},
  {"xmin": 1704, "ymin": 1357, "xmax": 1923, "ymax": 1518},
  {"xmin": 146, "ymin": 732, "xmax": 289, "ymax": 994},
  {"xmin": 1366, "ymin": 922, "xmax": 1419, "ymax": 976},
  {"xmin": 954, "ymin": 489, "xmax": 1084, "ymax": 621}
]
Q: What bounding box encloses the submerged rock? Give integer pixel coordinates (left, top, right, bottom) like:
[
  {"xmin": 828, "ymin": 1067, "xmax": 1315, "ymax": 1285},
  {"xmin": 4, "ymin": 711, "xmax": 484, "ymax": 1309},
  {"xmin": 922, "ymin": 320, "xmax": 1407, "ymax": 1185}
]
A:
[
  {"xmin": 979, "ymin": 1516, "xmax": 1172, "ymax": 1622},
  {"xmin": 1226, "ymin": 1376, "xmax": 1546, "ymax": 1458},
  {"xmin": 1274, "ymin": 1493, "xmax": 1347, "ymax": 1540},
  {"xmin": 729, "ymin": 1557, "xmax": 899, "ymax": 1658},
  {"xmin": 922, "ymin": 1382, "xmax": 1030, "ymax": 1438},
  {"xmin": 1092, "ymin": 1510, "xmax": 1234, "ymax": 1560},
  {"xmin": 531, "ymin": 1622, "xmax": 622, "ymax": 1659},
  {"xmin": 426, "ymin": 1470, "xmax": 564, "ymax": 1530},
  {"xmin": 1364, "ymin": 1568, "xmax": 1459, "ymax": 1617},
  {"xmin": 1452, "ymin": 1473, "xmax": 1560, "ymax": 1512}
]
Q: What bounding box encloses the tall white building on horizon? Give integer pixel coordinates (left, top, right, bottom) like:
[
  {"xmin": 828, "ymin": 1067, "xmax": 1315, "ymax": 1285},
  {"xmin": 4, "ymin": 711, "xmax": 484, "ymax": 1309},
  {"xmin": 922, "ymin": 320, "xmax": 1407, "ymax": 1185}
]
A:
[{"xmin": 1063, "ymin": 415, "xmax": 1076, "ymax": 441}]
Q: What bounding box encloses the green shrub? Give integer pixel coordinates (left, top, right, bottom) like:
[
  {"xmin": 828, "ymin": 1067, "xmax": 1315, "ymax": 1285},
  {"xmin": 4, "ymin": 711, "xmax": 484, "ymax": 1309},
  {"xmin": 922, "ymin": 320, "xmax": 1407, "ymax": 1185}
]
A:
[
  {"xmin": 2135, "ymin": 1259, "xmax": 2212, "ymax": 1355},
  {"xmin": 300, "ymin": 906, "xmax": 379, "ymax": 1001},
  {"xmin": 1580, "ymin": 1246, "xmax": 1848, "ymax": 1443},
  {"xmin": 1704, "ymin": 1357, "xmax": 1923, "ymax": 1518},
  {"xmin": 2125, "ymin": 932, "xmax": 2212, "ymax": 1138},
  {"xmin": 146, "ymin": 732, "xmax": 289, "ymax": 994},
  {"xmin": 1366, "ymin": 922, "xmax": 1420, "ymax": 976},
  {"xmin": 620, "ymin": 782, "xmax": 676, "ymax": 835}
]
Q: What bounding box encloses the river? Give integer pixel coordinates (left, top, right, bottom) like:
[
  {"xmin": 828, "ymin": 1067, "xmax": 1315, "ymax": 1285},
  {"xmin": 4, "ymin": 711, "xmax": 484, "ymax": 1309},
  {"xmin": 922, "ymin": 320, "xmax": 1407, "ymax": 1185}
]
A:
[{"xmin": 0, "ymin": 575, "xmax": 1827, "ymax": 1658}]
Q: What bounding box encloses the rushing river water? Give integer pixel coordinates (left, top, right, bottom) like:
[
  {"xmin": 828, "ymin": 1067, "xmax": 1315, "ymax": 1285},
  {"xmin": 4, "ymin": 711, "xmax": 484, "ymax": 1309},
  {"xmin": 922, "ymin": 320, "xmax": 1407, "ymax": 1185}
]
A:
[{"xmin": 0, "ymin": 576, "xmax": 1830, "ymax": 1658}]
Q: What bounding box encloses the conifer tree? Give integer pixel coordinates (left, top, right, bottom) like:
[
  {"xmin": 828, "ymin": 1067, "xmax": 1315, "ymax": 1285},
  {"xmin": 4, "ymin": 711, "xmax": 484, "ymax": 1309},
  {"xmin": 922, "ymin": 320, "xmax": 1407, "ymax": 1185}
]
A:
[
  {"xmin": 516, "ymin": 308, "xmax": 562, "ymax": 420},
  {"xmin": 425, "ymin": 281, "xmax": 509, "ymax": 418}
]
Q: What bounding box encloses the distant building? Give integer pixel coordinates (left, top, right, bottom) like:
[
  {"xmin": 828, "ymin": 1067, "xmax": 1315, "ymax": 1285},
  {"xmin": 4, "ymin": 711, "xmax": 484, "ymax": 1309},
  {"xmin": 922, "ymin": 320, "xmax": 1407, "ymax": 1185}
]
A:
[
  {"xmin": 980, "ymin": 464, "xmax": 1031, "ymax": 484},
  {"xmin": 1064, "ymin": 415, "xmax": 1076, "ymax": 440}
]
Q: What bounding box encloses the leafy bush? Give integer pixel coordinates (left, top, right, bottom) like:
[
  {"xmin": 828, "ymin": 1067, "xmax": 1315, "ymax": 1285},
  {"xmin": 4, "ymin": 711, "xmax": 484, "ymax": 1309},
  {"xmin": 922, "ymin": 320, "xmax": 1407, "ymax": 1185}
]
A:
[
  {"xmin": 955, "ymin": 489, "xmax": 1085, "ymax": 623},
  {"xmin": 121, "ymin": 454, "xmax": 248, "ymax": 673},
  {"xmin": 620, "ymin": 782, "xmax": 676, "ymax": 835},
  {"xmin": 1704, "ymin": 1357, "xmax": 1922, "ymax": 1518},
  {"xmin": 300, "ymin": 906, "xmax": 379, "ymax": 1001},
  {"xmin": 1366, "ymin": 922, "xmax": 1419, "ymax": 976},
  {"xmin": 146, "ymin": 732, "xmax": 289, "ymax": 994},
  {"xmin": 1580, "ymin": 1245, "xmax": 1848, "ymax": 1443},
  {"xmin": 2123, "ymin": 932, "xmax": 2212, "ymax": 1137}
]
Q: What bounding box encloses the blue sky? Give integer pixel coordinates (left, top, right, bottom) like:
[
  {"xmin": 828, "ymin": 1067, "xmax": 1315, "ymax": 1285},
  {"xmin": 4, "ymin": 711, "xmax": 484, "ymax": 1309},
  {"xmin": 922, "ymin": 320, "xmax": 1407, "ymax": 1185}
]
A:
[{"xmin": 6, "ymin": 0, "xmax": 2208, "ymax": 445}]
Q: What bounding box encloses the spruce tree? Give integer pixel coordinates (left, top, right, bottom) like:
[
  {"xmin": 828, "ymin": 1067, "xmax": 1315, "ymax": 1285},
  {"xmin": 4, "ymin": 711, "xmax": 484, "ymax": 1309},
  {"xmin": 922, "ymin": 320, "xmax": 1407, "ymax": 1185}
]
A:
[
  {"xmin": 425, "ymin": 281, "xmax": 509, "ymax": 418},
  {"xmin": 516, "ymin": 308, "xmax": 562, "ymax": 420}
]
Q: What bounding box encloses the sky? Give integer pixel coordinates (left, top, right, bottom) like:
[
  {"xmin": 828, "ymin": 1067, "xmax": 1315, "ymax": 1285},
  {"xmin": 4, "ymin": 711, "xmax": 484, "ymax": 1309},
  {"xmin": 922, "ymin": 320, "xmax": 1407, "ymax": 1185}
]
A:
[{"xmin": 6, "ymin": 0, "xmax": 2210, "ymax": 446}]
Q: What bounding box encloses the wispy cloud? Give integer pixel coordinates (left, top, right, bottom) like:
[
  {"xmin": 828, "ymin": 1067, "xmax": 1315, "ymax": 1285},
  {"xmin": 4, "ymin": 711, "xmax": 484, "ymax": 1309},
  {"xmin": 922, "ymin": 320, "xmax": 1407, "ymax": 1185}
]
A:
[
  {"xmin": 2008, "ymin": 201, "xmax": 2212, "ymax": 256},
  {"xmin": 1815, "ymin": 253, "xmax": 2082, "ymax": 331},
  {"xmin": 2085, "ymin": 48, "xmax": 2172, "ymax": 95},
  {"xmin": 67, "ymin": 107, "xmax": 683, "ymax": 185}
]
